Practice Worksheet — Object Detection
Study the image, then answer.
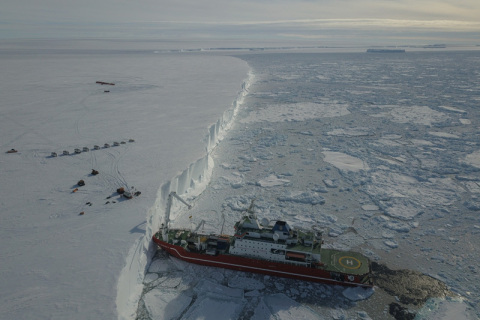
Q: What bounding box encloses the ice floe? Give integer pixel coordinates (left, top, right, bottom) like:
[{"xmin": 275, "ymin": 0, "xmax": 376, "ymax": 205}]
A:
[
  {"xmin": 278, "ymin": 191, "xmax": 326, "ymax": 205},
  {"xmin": 257, "ymin": 174, "xmax": 290, "ymax": 187},
  {"xmin": 464, "ymin": 150, "xmax": 480, "ymax": 168},
  {"xmin": 342, "ymin": 287, "xmax": 375, "ymax": 301},
  {"xmin": 143, "ymin": 288, "xmax": 193, "ymax": 320},
  {"xmin": 322, "ymin": 151, "xmax": 370, "ymax": 172},
  {"xmin": 372, "ymin": 105, "xmax": 448, "ymax": 126},
  {"xmin": 251, "ymin": 294, "xmax": 321, "ymax": 320}
]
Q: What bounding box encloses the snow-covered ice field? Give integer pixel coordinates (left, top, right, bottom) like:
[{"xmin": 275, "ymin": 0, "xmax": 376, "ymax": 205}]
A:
[
  {"xmin": 1, "ymin": 40, "xmax": 479, "ymax": 320},
  {"xmin": 0, "ymin": 40, "xmax": 250, "ymax": 319}
]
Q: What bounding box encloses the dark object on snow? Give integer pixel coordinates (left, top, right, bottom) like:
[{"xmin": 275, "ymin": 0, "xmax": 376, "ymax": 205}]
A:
[
  {"xmin": 96, "ymin": 81, "xmax": 115, "ymax": 86},
  {"xmin": 77, "ymin": 180, "xmax": 85, "ymax": 186},
  {"xmin": 91, "ymin": 169, "xmax": 99, "ymax": 175},
  {"xmin": 7, "ymin": 149, "xmax": 18, "ymax": 153},
  {"xmin": 74, "ymin": 148, "xmax": 81, "ymax": 154},
  {"xmin": 104, "ymin": 90, "xmax": 110, "ymax": 93},
  {"xmin": 63, "ymin": 150, "xmax": 70, "ymax": 155},
  {"xmin": 79, "ymin": 211, "xmax": 85, "ymax": 215},
  {"xmin": 117, "ymin": 187, "xmax": 125, "ymax": 194},
  {"xmin": 123, "ymin": 189, "xmax": 141, "ymax": 199},
  {"xmin": 51, "ymin": 152, "xmax": 58, "ymax": 157}
]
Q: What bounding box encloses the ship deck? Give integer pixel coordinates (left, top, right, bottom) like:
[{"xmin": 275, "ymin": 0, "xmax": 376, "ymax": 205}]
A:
[
  {"xmin": 320, "ymin": 248, "xmax": 370, "ymax": 275},
  {"xmin": 161, "ymin": 228, "xmax": 371, "ymax": 276}
]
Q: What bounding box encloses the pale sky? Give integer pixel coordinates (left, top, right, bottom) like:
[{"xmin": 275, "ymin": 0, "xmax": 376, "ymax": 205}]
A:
[{"xmin": 1, "ymin": 0, "xmax": 480, "ymax": 45}]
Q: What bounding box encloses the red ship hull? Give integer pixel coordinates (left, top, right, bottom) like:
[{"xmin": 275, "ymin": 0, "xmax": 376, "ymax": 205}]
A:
[{"xmin": 152, "ymin": 236, "xmax": 373, "ymax": 288}]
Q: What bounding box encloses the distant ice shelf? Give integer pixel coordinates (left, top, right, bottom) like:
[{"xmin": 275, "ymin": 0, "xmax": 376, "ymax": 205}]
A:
[{"xmin": 367, "ymin": 48, "xmax": 406, "ymax": 53}]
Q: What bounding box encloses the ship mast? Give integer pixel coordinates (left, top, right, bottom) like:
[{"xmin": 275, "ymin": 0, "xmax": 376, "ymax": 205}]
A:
[{"xmin": 246, "ymin": 198, "xmax": 256, "ymax": 219}]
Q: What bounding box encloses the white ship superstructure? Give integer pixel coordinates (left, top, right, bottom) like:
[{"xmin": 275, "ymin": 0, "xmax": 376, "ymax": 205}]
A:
[{"xmin": 230, "ymin": 211, "xmax": 323, "ymax": 267}]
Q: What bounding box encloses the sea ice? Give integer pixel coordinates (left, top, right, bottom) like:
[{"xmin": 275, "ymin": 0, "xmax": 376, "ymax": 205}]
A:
[
  {"xmin": 143, "ymin": 273, "xmax": 159, "ymax": 284},
  {"xmin": 182, "ymin": 294, "xmax": 245, "ymax": 320},
  {"xmin": 257, "ymin": 174, "xmax": 290, "ymax": 187},
  {"xmin": 148, "ymin": 259, "xmax": 175, "ymax": 273},
  {"xmin": 278, "ymin": 191, "xmax": 326, "ymax": 205},
  {"xmin": 372, "ymin": 105, "xmax": 447, "ymax": 126},
  {"xmin": 194, "ymin": 279, "xmax": 244, "ymax": 299},
  {"xmin": 327, "ymin": 127, "xmax": 374, "ymax": 137},
  {"xmin": 415, "ymin": 297, "xmax": 476, "ymax": 320},
  {"xmin": 384, "ymin": 240, "xmax": 399, "ymax": 248},
  {"xmin": 428, "ymin": 131, "xmax": 461, "ymax": 139},
  {"xmin": 143, "ymin": 288, "xmax": 192, "ymax": 320},
  {"xmin": 361, "ymin": 204, "xmax": 379, "ymax": 211},
  {"xmin": 322, "ymin": 151, "xmax": 370, "ymax": 172},
  {"xmin": 251, "ymin": 294, "xmax": 322, "ymax": 320},
  {"xmin": 228, "ymin": 276, "xmax": 266, "ymax": 291},
  {"xmin": 437, "ymin": 105, "xmax": 466, "ymax": 113},
  {"xmin": 240, "ymin": 102, "xmax": 350, "ymax": 123},
  {"xmin": 464, "ymin": 150, "xmax": 480, "ymax": 168}
]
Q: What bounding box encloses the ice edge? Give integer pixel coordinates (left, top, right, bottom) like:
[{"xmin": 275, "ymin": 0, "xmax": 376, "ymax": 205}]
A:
[{"xmin": 116, "ymin": 69, "xmax": 254, "ymax": 320}]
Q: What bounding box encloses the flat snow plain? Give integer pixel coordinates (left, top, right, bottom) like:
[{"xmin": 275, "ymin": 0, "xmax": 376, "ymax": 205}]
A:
[{"xmin": 0, "ymin": 41, "xmax": 250, "ymax": 319}]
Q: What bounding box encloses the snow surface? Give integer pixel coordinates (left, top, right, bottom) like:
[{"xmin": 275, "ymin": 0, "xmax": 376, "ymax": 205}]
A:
[{"xmin": 0, "ymin": 41, "xmax": 250, "ymax": 319}]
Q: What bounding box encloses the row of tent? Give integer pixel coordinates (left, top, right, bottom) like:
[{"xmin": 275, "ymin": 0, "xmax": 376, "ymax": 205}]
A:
[{"xmin": 51, "ymin": 139, "xmax": 135, "ymax": 157}]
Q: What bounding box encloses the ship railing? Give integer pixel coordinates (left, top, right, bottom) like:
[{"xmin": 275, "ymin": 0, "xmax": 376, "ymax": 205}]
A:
[
  {"xmin": 240, "ymin": 235, "xmax": 287, "ymax": 244},
  {"xmin": 257, "ymin": 256, "xmax": 314, "ymax": 268}
]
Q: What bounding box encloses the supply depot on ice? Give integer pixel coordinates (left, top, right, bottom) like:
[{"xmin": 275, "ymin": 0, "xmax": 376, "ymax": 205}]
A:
[{"xmin": 153, "ymin": 193, "xmax": 373, "ymax": 287}]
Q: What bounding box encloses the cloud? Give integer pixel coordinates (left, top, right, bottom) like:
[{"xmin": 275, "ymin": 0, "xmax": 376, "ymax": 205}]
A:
[{"xmin": 1, "ymin": 0, "xmax": 479, "ymax": 42}]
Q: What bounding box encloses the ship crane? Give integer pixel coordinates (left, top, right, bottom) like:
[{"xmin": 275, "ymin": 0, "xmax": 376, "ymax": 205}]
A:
[
  {"xmin": 162, "ymin": 192, "xmax": 192, "ymax": 241},
  {"xmin": 246, "ymin": 198, "xmax": 256, "ymax": 217}
]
